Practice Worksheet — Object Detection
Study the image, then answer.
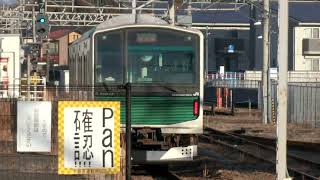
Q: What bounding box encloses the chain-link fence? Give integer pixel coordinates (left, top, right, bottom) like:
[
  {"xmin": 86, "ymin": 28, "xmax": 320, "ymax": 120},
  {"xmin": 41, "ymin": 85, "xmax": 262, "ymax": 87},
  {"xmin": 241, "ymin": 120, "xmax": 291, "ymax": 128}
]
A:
[{"xmin": 0, "ymin": 87, "xmax": 125, "ymax": 180}]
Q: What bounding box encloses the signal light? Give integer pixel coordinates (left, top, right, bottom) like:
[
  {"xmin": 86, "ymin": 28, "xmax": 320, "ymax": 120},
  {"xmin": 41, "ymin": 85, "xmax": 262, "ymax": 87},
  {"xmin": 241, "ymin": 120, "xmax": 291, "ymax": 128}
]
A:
[
  {"xmin": 27, "ymin": 43, "xmax": 42, "ymax": 71},
  {"xmin": 35, "ymin": 14, "xmax": 49, "ymax": 39},
  {"xmin": 193, "ymin": 100, "xmax": 199, "ymax": 116},
  {"xmin": 39, "ymin": 18, "xmax": 46, "ymax": 23}
]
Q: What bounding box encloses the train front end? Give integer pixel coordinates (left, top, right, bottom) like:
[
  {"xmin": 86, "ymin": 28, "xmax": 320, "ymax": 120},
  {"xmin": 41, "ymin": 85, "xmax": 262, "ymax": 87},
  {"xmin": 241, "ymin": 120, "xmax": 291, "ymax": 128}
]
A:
[{"xmin": 93, "ymin": 24, "xmax": 203, "ymax": 163}]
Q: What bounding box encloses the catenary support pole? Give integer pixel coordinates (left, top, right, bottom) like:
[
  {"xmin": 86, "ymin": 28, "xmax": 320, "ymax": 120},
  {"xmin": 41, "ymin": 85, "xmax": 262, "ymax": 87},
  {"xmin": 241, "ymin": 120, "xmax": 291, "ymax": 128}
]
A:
[
  {"xmin": 262, "ymin": 0, "xmax": 270, "ymax": 124},
  {"xmin": 277, "ymin": 0, "xmax": 289, "ymax": 179}
]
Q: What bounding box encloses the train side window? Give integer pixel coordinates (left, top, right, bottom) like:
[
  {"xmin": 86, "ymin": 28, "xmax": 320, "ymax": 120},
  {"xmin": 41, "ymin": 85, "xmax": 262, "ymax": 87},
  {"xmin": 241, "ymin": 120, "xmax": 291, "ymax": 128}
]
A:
[{"xmin": 95, "ymin": 31, "xmax": 123, "ymax": 84}]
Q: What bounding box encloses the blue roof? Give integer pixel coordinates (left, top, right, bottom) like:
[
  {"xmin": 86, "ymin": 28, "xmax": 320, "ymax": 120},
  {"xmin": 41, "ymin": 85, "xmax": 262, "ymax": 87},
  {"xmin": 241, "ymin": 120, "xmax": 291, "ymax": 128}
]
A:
[
  {"xmin": 174, "ymin": 2, "xmax": 320, "ymax": 24},
  {"xmin": 191, "ymin": 5, "xmax": 250, "ymax": 24},
  {"xmin": 289, "ymin": 2, "xmax": 320, "ymax": 23}
]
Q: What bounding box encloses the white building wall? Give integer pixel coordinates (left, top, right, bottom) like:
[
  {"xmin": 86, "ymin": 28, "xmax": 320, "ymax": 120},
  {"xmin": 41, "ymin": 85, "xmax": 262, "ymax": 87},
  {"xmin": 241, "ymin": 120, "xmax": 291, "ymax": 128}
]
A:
[
  {"xmin": 0, "ymin": 34, "xmax": 20, "ymax": 98},
  {"xmin": 294, "ymin": 26, "xmax": 320, "ymax": 71}
]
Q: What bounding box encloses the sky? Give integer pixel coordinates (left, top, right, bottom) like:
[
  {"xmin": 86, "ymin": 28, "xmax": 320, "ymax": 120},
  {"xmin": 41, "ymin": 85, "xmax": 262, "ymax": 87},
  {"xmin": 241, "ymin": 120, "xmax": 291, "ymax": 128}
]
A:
[{"xmin": 1, "ymin": 0, "xmax": 17, "ymax": 5}]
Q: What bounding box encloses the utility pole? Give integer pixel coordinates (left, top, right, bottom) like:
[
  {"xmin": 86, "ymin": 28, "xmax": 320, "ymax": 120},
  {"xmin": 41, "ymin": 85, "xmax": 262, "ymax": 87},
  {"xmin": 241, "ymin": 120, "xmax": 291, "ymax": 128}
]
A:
[
  {"xmin": 32, "ymin": 7, "xmax": 36, "ymax": 43},
  {"xmin": 27, "ymin": 6, "xmax": 36, "ymax": 101},
  {"xmin": 277, "ymin": 0, "xmax": 289, "ymax": 179},
  {"xmin": 262, "ymin": 0, "xmax": 270, "ymax": 124}
]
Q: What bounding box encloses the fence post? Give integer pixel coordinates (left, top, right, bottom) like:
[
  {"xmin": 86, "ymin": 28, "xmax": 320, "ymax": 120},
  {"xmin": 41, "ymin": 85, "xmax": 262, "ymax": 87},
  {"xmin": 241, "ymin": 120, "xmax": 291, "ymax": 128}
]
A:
[
  {"xmin": 301, "ymin": 86, "xmax": 304, "ymax": 125},
  {"xmin": 224, "ymin": 88, "xmax": 228, "ymax": 108},
  {"xmin": 216, "ymin": 88, "xmax": 222, "ymax": 108},
  {"xmin": 248, "ymin": 98, "xmax": 251, "ymax": 116},
  {"xmin": 316, "ymin": 87, "xmax": 319, "ymax": 128},
  {"xmin": 231, "ymin": 89, "xmax": 234, "ymax": 115},
  {"xmin": 125, "ymin": 82, "xmax": 132, "ymax": 180},
  {"xmin": 314, "ymin": 87, "xmax": 316, "ymax": 128}
]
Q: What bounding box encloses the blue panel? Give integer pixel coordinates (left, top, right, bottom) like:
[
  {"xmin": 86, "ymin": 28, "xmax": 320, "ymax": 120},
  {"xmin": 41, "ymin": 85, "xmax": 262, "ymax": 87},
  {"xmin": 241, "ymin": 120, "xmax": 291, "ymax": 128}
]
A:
[
  {"xmin": 146, "ymin": 1, "xmax": 320, "ymax": 24},
  {"xmin": 290, "ymin": 2, "xmax": 320, "ymax": 23}
]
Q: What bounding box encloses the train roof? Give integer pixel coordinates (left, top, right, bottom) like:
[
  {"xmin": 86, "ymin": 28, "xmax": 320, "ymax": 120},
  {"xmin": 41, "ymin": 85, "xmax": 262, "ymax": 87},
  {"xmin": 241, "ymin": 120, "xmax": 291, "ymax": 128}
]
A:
[
  {"xmin": 70, "ymin": 14, "xmax": 202, "ymax": 46},
  {"xmin": 95, "ymin": 14, "xmax": 168, "ymax": 31}
]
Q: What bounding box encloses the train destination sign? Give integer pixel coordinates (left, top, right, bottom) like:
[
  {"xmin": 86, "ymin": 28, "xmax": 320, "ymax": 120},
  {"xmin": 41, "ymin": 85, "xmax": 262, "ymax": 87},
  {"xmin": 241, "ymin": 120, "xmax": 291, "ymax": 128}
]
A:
[{"xmin": 58, "ymin": 101, "xmax": 120, "ymax": 175}]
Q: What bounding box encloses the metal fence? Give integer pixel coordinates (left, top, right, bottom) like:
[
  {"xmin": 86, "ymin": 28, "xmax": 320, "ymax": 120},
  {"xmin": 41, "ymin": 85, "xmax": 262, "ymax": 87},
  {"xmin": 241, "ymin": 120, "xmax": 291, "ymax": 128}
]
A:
[
  {"xmin": 0, "ymin": 87, "xmax": 124, "ymax": 180},
  {"xmin": 271, "ymin": 83, "xmax": 320, "ymax": 128},
  {"xmin": 287, "ymin": 84, "xmax": 320, "ymax": 128}
]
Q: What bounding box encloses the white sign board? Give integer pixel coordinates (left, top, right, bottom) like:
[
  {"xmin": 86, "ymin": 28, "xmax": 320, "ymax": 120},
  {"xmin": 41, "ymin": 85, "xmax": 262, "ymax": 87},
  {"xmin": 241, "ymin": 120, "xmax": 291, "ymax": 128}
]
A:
[
  {"xmin": 17, "ymin": 101, "xmax": 52, "ymax": 152},
  {"xmin": 219, "ymin": 66, "xmax": 225, "ymax": 79},
  {"xmin": 58, "ymin": 101, "xmax": 120, "ymax": 175},
  {"xmin": 269, "ymin": 67, "xmax": 278, "ymax": 79}
]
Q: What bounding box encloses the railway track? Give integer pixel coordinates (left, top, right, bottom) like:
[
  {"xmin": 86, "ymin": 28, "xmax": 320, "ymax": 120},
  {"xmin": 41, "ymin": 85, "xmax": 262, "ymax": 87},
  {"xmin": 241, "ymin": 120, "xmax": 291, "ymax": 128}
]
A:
[
  {"xmin": 132, "ymin": 165, "xmax": 182, "ymax": 180},
  {"xmin": 201, "ymin": 127, "xmax": 320, "ymax": 180},
  {"xmin": 229, "ymin": 132, "xmax": 320, "ymax": 164},
  {"xmin": 229, "ymin": 131, "xmax": 320, "ymax": 152}
]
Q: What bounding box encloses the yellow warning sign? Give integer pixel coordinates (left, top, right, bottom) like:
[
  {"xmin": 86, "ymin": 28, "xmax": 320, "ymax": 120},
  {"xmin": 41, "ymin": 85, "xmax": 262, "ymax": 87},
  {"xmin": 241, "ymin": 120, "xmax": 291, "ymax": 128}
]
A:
[{"xmin": 58, "ymin": 101, "xmax": 121, "ymax": 175}]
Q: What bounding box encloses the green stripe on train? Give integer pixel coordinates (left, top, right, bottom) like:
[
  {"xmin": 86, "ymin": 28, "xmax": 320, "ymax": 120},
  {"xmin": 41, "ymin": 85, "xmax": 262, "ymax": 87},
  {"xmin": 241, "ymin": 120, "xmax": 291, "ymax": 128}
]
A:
[{"xmin": 96, "ymin": 96, "xmax": 198, "ymax": 125}]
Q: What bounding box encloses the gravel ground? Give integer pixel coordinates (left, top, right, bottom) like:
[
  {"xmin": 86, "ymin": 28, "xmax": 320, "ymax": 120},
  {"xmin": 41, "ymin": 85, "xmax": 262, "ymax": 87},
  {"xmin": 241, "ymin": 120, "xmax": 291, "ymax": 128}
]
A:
[
  {"xmin": 132, "ymin": 169, "xmax": 275, "ymax": 180},
  {"xmin": 205, "ymin": 108, "xmax": 320, "ymax": 143},
  {"xmin": 178, "ymin": 170, "xmax": 275, "ymax": 180}
]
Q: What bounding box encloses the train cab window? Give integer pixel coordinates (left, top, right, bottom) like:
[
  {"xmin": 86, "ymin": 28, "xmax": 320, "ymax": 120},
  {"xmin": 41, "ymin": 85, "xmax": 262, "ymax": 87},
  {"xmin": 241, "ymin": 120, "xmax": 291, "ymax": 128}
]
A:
[
  {"xmin": 127, "ymin": 29, "xmax": 198, "ymax": 85},
  {"xmin": 95, "ymin": 31, "xmax": 123, "ymax": 84}
]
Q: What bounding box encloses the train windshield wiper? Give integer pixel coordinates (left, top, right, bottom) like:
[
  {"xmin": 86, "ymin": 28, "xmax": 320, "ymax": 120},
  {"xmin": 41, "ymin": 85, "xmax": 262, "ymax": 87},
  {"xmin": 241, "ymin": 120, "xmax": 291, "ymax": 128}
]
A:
[
  {"xmin": 155, "ymin": 84, "xmax": 177, "ymax": 93},
  {"xmin": 102, "ymin": 82, "xmax": 111, "ymax": 92},
  {"xmin": 102, "ymin": 82, "xmax": 125, "ymax": 92}
]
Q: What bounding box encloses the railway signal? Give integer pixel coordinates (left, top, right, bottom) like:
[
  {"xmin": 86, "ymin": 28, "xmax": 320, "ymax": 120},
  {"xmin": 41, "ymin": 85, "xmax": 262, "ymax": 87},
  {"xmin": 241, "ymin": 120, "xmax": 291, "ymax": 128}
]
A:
[
  {"xmin": 27, "ymin": 43, "xmax": 42, "ymax": 71},
  {"xmin": 35, "ymin": 13, "xmax": 49, "ymax": 39}
]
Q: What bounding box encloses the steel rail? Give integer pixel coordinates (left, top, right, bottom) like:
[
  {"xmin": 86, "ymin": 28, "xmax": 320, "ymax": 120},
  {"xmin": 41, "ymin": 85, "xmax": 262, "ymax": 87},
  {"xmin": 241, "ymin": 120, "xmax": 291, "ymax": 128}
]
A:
[
  {"xmin": 201, "ymin": 127, "xmax": 320, "ymax": 179},
  {"xmin": 229, "ymin": 132, "xmax": 320, "ymax": 152},
  {"xmin": 205, "ymin": 128, "xmax": 320, "ymax": 167},
  {"xmin": 132, "ymin": 165, "xmax": 182, "ymax": 180}
]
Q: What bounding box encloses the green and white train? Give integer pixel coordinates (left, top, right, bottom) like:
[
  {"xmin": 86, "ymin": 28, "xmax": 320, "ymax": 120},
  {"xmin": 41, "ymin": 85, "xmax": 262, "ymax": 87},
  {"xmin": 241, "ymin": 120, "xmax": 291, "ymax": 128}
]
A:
[{"xmin": 69, "ymin": 14, "xmax": 203, "ymax": 162}]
